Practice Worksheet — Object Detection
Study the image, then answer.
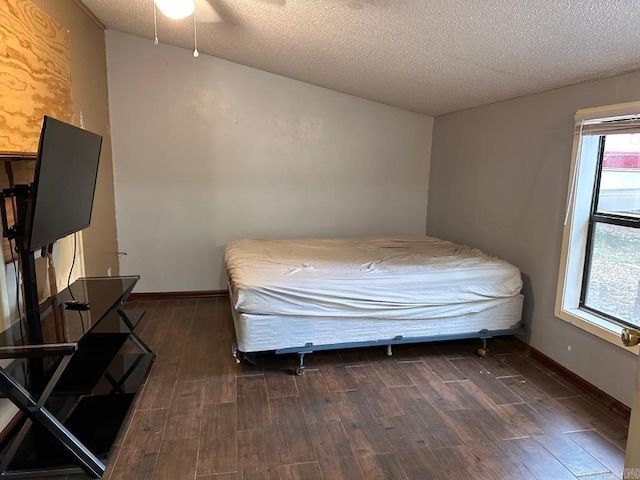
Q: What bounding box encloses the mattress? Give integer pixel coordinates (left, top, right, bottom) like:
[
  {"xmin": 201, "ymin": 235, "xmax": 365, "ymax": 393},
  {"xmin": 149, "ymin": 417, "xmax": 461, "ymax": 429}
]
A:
[
  {"xmin": 225, "ymin": 236, "xmax": 523, "ymax": 320},
  {"xmin": 231, "ymin": 295, "xmax": 524, "ymax": 353}
]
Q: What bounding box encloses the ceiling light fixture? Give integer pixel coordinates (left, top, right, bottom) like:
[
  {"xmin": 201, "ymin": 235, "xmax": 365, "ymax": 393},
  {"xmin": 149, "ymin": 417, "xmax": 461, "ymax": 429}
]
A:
[
  {"xmin": 152, "ymin": 0, "xmax": 199, "ymax": 58},
  {"xmin": 154, "ymin": 0, "xmax": 194, "ymax": 20}
]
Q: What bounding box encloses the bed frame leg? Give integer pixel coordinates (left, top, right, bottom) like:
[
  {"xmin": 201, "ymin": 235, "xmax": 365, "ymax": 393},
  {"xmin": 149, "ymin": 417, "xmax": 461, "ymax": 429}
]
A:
[
  {"xmin": 295, "ymin": 353, "xmax": 306, "ymax": 375},
  {"xmin": 477, "ymin": 338, "xmax": 489, "ymax": 358},
  {"xmin": 386, "ymin": 345, "xmax": 393, "ymax": 356},
  {"xmin": 243, "ymin": 352, "xmax": 257, "ymax": 366},
  {"xmin": 231, "ymin": 343, "xmax": 240, "ymax": 364}
]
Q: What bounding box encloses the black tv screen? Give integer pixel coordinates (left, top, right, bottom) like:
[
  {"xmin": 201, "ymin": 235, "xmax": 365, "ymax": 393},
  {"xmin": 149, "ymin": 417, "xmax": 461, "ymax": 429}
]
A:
[{"xmin": 25, "ymin": 116, "xmax": 103, "ymax": 252}]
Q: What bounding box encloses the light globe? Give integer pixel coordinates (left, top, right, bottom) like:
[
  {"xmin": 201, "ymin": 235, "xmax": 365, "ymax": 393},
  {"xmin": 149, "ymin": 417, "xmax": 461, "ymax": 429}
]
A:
[{"xmin": 154, "ymin": 0, "xmax": 195, "ymax": 20}]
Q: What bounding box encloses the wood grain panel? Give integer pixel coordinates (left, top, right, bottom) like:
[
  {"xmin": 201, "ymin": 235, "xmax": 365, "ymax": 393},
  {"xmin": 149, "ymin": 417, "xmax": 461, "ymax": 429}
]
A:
[
  {"xmin": 475, "ymin": 352, "xmax": 520, "ymax": 378},
  {"xmin": 500, "ymin": 375, "xmax": 591, "ymax": 434},
  {"xmin": 442, "ymin": 380, "xmax": 529, "ymax": 441},
  {"xmin": 433, "ymin": 339, "xmax": 477, "ymax": 359},
  {"xmin": 236, "ymin": 375, "xmax": 271, "ymax": 431},
  {"xmin": 137, "ymin": 309, "xmax": 172, "ymax": 351},
  {"xmin": 566, "ymin": 430, "xmax": 626, "ymax": 477},
  {"xmin": 137, "ymin": 372, "xmax": 177, "ymax": 410},
  {"xmin": 120, "ymin": 408, "xmax": 169, "ymax": 453},
  {"xmin": 402, "ymin": 355, "xmax": 465, "ymax": 383},
  {"xmin": 196, "ymin": 474, "xmax": 238, "ymax": 480},
  {"xmin": 378, "ymin": 413, "xmax": 429, "ymax": 451},
  {"xmin": 498, "ymin": 402, "xmax": 551, "ymax": 437},
  {"xmin": 444, "ymin": 408, "xmax": 535, "ymax": 480},
  {"xmin": 556, "ymin": 396, "xmax": 629, "ymax": 450},
  {"xmin": 533, "ymin": 431, "xmax": 609, "ymax": 477},
  {"xmin": 421, "ymin": 380, "xmax": 480, "ymax": 412},
  {"xmin": 395, "ymin": 446, "xmax": 452, "ymax": 480},
  {"xmin": 389, "ymin": 385, "xmax": 462, "ymax": 450},
  {"xmin": 502, "ymin": 354, "xmax": 579, "ymax": 399},
  {"xmin": 433, "ymin": 445, "xmax": 495, "ymax": 480},
  {"xmin": 154, "ymin": 437, "xmax": 199, "ymax": 480},
  {"xmin": 109, "ymin": 409, "xmax": 169, "ymax": 479},
  {"xmin": 278, "ymin": 462, "xmax": 323, "ymax": 480},
  {"xmin": 330, "ymin": 390, "xmax": 393, "ymax": 456},
  {"xmin": 316, "ymin": 364, "xmax": 352, "ymax": 392},
  {"xmin": 0, "ymin": 0, "xmax": 74, "ymax": 262},
  {"xmin": 180, "ymin": 304, "xmax": 226, "ymax": 382},
  {"xmin": 505, "ymin": 437, "xmax": 577, "ymax": 480},
  {"xmin": 164, "ymin": 380, "xmax": 205, "ymax": 440},
  {"xmin": 204, "ymin": 349, "xmax": 237, "ymax": 404},
  {"xmin": 105, "ymin": 300, "xmax": 627, "ymax": 480},
  {"xmin": 295, "ymin": 370, "xmax": 341, "ymax": 425},
  {"xmin": 109, "ymin": 447, "xmax": 159, "ymax": 480},
  {"xmin": 237, "ymin": 428, "xmax": 280, "ymax": 480},
  {"xmin": 179, "ymin": 339, "xmax": 219, "ymax": 381},
  {"xmin": 399, "ymin": 362, "xmax": 469, "ymax": 411},
  {"xmin": 306, "ymin": 421, "xmax": 365, "ymax": 480},
  {"xmin": 269, "ymin": 395, "xmax": 316, "ymax": 465},
  {"xmin": 369, "ymin": 358, "xmax": 415, "ymax": 387},
  {"xmin": 449, "ymin": 357, "xmax": 523, "ymax": 405},
  {"xmin": 263, "ymin": 356, "xmax": 298, "ymax": 399},
  {"xmin": 197, "ymin": 402, "xmax": 238, "ymax": 476},
  {"xmin": 0, "ymin": 0, "xmax": 73, "ymax": 151},
  {"xmin": 343, "ymin": 365, "xmax": 403, "ymax": 417},
  {"xmin": 155, "ymin": 306, "xmax": 194, "ymax": 360},
  {"xmin": 525, "ymin": 342, "xmax": 631, "ymax": 419},
  {"xmin": 564, "ymin": 473, "xmax": 619, "ymax": 480},
  {"xmin": 357, "ymin": 453, "xmax": 408, "ymax": 480}
]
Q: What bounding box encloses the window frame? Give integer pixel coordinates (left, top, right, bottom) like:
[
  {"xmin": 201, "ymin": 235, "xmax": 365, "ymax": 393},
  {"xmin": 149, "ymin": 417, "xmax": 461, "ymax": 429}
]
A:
[{"xmin": 555, "ymin": 101, "xmax": 640, "ymax": 354}]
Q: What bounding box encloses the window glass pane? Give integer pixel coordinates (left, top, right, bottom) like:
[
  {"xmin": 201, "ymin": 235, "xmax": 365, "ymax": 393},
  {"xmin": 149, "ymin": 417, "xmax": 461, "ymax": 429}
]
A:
[
  {"xmin": 597, "ymin": 134, "xmax": 640, "ymax": 216},
  {"xmin": 583, "ymin": 222, "xmax": 640, "ymax": 326}
]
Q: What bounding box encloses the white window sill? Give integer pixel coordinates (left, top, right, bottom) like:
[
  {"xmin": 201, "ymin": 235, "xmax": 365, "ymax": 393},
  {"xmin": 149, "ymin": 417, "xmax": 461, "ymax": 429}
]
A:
[{"xmin": 555, "ymin": 306, "xmax": 639, "ymax": 355}]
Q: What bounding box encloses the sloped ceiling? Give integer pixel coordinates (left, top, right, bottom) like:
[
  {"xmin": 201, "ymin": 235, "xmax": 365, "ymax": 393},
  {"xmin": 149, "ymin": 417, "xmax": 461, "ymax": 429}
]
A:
[{"xmin": 80, "ymin": 0, "xmax": 640, "ymax": 116}]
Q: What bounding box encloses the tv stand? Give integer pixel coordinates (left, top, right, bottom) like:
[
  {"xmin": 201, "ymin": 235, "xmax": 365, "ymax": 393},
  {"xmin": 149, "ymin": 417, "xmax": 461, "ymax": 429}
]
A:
[{"xmin": 0, "ymin": 276, "xmax": 154, "ymax": 478}]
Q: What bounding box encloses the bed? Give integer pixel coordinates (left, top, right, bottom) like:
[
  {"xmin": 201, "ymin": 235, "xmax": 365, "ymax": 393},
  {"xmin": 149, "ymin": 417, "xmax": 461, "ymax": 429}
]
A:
[{"xmin": 224, "ymin": 235, "xmax": 524, "ymax": 373}]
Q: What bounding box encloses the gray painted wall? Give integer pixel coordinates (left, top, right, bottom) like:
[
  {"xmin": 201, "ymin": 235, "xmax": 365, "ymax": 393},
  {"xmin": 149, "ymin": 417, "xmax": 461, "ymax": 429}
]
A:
[
  {"xmin": 106, "ymin": 31, "xmax": 433, "ymax": 292},
  {"xmin": 428, "ymin": 70, "xmax": 640, "ymax": 406}
]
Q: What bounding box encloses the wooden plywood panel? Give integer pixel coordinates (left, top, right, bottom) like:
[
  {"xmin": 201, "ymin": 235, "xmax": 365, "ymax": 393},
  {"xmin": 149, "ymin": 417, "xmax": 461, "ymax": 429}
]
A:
[
  {"xmin": 0, "ymin": 0, "xmax": 73, "ymax": 262},
  {"xmin": 0, "ymin": 0, "xmax": 73, "ymax": 151}
]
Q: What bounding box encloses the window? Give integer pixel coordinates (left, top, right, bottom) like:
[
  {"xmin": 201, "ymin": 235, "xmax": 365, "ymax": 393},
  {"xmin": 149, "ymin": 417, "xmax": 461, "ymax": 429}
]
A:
[
  {"xmin": 580, "ymin": 135, "xmax": 640, "ymax": 328},
  {"xmin": 556, "ymin": 101, "xmax": 640, "ymax": 349}
]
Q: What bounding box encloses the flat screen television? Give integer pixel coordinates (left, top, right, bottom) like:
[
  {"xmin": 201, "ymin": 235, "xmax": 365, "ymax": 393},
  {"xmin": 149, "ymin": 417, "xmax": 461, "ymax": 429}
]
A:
[{"xmin": 25, "ymin": 116, "xmax": 103, "ymax": 252}]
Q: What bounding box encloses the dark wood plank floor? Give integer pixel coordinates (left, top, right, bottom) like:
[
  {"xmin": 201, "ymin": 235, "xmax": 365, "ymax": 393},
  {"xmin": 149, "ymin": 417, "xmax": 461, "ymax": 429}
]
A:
[{"xmin": 65, "ymin": 297, "xmax": 629, "ymax": 479}]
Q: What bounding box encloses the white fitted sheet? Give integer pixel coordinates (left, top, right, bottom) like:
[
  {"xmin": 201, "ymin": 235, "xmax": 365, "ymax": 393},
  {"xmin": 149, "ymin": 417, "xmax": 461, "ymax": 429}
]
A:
[
  {"xmin": 231, "ymin": 295, "xmax": 524, "ymax": 353},
  {"xmin": 225, "ymin": 236, "xmax": 523, "ymax": 320}
]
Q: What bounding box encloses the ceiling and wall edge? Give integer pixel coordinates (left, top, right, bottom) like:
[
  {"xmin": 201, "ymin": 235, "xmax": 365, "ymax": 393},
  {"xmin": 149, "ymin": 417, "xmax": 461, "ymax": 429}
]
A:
[{"xmin": 71, "ymin": 0, "xmax": 105, "ymax": 30}]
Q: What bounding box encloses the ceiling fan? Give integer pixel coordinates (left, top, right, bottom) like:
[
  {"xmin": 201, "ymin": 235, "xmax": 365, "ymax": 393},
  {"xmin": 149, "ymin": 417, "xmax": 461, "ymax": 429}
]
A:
[
  {"xmin": 152, "ymin": 0, "xmax": 224, "ymax": 57},
  {"xmin": 153, "ymin": 0, "xmax": 285, "ymax": 56},
  {"xmin": 201, "ymin": 0, "xmax": 288, "ymax": 24},
  {"xmin": 154, "ymin": 0, "xmax": 284, "ymax": 25},
  {"xmin": 153, "ymin": 0, "xmax": 222, "ymax": 23}
]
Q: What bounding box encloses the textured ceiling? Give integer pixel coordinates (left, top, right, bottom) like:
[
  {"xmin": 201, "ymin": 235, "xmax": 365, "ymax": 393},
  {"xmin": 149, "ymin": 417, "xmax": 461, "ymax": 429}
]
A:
[{"xmin": 80, "ymin": 0, "xmax": 640, "ymax": 116}]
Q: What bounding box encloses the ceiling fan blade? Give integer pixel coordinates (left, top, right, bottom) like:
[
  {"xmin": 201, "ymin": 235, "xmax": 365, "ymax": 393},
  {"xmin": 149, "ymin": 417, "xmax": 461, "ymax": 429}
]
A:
[
  {"xmin": 199, "ymin": 0, "xmax": 242, "ymax": 25},
  {"xmin": 195, "ymin": 0, "xmax": 285, "ymax": 26},
  {"xmin": 195, "ymin": 0, "xmax": 224, "ymax": 23}
]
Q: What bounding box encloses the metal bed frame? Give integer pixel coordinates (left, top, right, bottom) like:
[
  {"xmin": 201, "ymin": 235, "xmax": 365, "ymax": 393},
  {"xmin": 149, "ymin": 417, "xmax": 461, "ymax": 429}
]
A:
[{"xmin": 232, "ymin": 325, "xmax": 526, "ymax": 375}]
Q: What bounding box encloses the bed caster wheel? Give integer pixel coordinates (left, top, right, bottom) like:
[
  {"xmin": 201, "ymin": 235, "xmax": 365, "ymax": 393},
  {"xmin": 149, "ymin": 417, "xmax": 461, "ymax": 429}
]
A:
[
  {"xmin": 476, "ymin": 348, "xmax": 488, "ymax": 358},
  {"xmin": 231, "ymin": 344, "xmax": 241, "ymax": 364},
  {"xmin": 295, "ymin": 366, "xmax": 305, "ymax": 375}
]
